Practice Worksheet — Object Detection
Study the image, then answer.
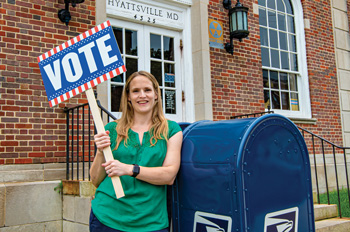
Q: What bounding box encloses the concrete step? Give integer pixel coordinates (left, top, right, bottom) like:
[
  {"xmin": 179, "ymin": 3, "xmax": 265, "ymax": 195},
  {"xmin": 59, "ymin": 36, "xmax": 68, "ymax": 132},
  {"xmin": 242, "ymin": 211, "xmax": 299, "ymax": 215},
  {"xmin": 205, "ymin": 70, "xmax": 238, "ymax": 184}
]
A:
[
  {"xmin": 315, "ymin": 218, "xmax": 350, "ymax": 232},
  {"xmin": 0, "ymin": 163, "xmax": 66, "ymax": 183},
  {"xmin": 314, "ymin": 204, "xmax": 338, "ymax": 221}
]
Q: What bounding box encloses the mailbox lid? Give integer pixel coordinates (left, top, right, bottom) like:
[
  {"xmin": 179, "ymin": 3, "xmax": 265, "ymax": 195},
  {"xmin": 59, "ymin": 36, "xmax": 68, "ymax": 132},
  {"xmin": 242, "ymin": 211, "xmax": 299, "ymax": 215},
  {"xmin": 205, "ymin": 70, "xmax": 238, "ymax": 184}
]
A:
[
  {"xmin": 174, "ymin": 118, "xmax": 257, "ymax": 231},
  {"xmin": 181, "ymin": 119, "xmax": 255, "ymax": 164},
  {"xmin": 237, "ymin": 114, "xmax": 315, "ymax": 232}
]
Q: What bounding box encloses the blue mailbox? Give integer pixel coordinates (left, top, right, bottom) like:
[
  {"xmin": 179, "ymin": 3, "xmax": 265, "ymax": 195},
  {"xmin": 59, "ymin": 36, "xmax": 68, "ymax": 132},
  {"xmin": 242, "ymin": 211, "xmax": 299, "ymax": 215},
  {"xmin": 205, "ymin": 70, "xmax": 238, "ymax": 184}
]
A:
[{"xmin": 172, "ymin": 114, "xmax": 315, "ymax": 232}]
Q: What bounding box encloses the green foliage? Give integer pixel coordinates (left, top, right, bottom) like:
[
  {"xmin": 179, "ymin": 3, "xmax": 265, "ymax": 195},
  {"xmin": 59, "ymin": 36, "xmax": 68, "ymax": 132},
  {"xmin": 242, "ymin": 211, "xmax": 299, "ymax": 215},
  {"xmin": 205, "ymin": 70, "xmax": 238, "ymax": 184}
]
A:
[
  {"xmin": 54, "ymin": 181, "xmax": 63, "ymax": 194},
  {"xmin": 318, "ymin": 188, "xmax": 350, "ymax": 217}
]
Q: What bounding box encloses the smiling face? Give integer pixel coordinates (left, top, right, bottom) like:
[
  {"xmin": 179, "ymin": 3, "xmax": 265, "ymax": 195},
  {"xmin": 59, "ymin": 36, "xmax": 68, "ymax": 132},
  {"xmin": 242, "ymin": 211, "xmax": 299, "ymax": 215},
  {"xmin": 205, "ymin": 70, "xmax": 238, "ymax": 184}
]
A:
[{"xmin": 127, "ymin": 75, "xmax": 158, "ymax": 116}]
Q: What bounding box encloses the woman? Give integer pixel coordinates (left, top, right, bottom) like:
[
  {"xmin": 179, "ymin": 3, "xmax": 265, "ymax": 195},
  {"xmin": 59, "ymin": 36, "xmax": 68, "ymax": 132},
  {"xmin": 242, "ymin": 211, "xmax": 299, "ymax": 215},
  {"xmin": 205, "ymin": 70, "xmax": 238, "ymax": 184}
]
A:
[{"xmin": 89, "ymin": 71, "xmax": 183, "ymax": 232}]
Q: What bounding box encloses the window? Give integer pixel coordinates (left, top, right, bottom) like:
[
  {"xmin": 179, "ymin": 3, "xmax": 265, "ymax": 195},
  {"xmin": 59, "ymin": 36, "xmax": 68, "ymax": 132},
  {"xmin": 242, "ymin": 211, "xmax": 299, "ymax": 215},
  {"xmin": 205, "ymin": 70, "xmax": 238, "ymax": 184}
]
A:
[
  {"xmin": 111, "ymin": 27, "xmax": 139, "ymax": 113},
  {"xmin": 150, "ymin": 33, "xmax": 177, "ymax": 114},
  {"xmin": 259, "ymin": 0, "xmax": 311, "ymax": 118},
  {"xmin": 108, "ymin": 19, "xmax": 182, "ymax": 121}
]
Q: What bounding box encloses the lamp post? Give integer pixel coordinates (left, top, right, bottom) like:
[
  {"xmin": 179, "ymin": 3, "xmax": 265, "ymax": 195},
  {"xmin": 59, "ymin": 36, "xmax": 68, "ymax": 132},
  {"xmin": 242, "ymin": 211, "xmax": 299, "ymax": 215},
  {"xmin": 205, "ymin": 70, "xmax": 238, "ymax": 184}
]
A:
[
  {"xmin": 223, "ymin": 0, "xmax": 249, "ymax": 54},
  {"xmin": 58, "ymin": 0, "xmax": 85, "ymax": 26}
]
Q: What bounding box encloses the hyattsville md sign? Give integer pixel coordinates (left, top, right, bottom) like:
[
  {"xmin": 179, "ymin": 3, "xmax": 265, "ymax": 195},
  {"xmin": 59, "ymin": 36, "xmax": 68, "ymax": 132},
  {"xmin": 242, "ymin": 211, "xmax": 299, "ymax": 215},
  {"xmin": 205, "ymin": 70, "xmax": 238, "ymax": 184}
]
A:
[{"xmin": 37, "ymin": 20, "xmax": 126, "ymax": 198}]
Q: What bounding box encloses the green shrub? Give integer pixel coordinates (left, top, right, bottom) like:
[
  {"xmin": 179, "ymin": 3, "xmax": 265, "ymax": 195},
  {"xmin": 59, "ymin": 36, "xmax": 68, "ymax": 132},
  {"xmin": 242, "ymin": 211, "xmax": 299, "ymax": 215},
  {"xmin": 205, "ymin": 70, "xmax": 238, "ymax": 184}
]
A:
[{"xmin": 318, "ymin": 188, "xmax": 350, "ymax": 217}]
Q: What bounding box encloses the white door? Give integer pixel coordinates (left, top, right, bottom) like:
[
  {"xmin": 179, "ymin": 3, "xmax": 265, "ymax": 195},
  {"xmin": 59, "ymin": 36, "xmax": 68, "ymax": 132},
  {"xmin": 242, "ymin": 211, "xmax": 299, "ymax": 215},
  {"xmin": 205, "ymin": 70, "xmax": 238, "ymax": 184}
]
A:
[{"xmin": 108, "ymin": 19, "xmax": 183, "ymax": 122}]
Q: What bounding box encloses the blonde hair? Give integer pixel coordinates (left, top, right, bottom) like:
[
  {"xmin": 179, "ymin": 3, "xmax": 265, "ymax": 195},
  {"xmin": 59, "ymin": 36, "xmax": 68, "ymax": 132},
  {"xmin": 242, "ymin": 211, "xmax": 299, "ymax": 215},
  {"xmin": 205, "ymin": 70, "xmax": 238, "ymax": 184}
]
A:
[{"xmin": 114, "ymin": 71, "xmax": 168, "ymax": 149}]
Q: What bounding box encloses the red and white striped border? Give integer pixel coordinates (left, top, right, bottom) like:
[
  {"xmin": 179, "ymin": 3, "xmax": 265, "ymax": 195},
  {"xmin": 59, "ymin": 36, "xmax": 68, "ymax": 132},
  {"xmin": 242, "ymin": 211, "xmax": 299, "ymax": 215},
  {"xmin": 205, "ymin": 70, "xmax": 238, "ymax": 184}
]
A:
[
  {"xmin": 48, "ymin": 65, "xmax": 126, "ymax": 107},
  {"xmin": 37, "ymin": 20, "xmax": 111, "ymax": 63}
]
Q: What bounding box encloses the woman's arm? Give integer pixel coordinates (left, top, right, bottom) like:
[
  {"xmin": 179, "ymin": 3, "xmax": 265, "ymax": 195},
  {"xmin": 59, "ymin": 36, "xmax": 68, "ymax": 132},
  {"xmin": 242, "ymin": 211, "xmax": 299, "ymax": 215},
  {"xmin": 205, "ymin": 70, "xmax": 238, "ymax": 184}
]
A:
[
  {"xmin": 103, "ymin": 131, "xmax": 183, "ymax": 185},
  {"xmin": 90, "ymin": 131, "xmax": 110, "ymax": 187}
]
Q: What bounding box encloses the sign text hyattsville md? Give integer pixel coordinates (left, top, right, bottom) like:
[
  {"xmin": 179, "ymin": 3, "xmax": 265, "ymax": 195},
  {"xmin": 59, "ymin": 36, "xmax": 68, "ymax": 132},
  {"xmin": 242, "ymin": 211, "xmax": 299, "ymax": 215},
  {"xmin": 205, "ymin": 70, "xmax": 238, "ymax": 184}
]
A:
[
  {"xmin": 37, "ymin": 21, "xmax": 125, "ymax": 107},
  {"xmin": 107, "ymin": 0, "xmax": 180, "ymax": 21}
]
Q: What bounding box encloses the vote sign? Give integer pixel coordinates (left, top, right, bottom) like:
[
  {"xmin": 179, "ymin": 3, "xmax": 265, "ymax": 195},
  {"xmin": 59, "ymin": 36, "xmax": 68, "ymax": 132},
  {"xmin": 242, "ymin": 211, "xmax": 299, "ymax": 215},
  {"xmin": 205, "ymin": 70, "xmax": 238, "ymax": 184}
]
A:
[{"xmin": 38, "ymin": 20, "xmax": 126, "ymax": 107}]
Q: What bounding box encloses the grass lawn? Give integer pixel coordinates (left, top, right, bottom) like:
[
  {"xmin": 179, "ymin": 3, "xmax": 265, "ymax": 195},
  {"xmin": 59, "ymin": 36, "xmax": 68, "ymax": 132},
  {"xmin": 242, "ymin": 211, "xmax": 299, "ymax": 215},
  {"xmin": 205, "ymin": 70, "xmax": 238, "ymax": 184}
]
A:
[{"xmin": 318, "ymin": 188, "xmax": 350, "ymax": 217}]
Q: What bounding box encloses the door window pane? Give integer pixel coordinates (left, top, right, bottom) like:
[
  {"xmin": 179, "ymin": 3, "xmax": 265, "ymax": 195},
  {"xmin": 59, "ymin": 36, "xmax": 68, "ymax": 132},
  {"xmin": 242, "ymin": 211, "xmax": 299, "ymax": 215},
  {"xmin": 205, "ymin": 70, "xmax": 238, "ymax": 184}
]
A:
[
  {"xmin": 113, "ymin": 28, "xmax": 123, "ymax": 53},
  {"xmin": 150, "ymin": 34, "xmax": 162, "ymax": 59},
  {"xmin": 165, "ymin": 90, "xmax": 176, "ymax": 114},
  {"xmin": 111, "ymin": 85, "xmax": 123, "ymax": 112},
  {"xmin": 126, "ymin": 57, "xmax": 138, "ymax": 79},
  {"xmin": 111, "ymin": 75, "xmax": 123, "ymax": 83},
  {"xmin": 163, "ymin": 36, "xmax": 174, "ymax": 61},
  {"xmin": 164, "ymin": 63, "xmax": 175, "ymax": 87},
  {"xmin": 125, "ymin": 29, "xmax": 137, "ymax": 55},
  {"xmin": 151, "ymin": 61, "xmax": 162, "ymax": 86}
]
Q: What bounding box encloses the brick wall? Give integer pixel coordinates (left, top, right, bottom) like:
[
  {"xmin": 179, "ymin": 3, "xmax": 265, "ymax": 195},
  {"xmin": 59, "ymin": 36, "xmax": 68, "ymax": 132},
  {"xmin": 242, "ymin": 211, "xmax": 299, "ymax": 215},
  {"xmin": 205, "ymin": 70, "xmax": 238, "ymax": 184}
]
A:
[
  {"xmin": 301, "ymin": 0, "xmax": 342, "ymax": 145},
  {"xmin": 0, "ymin": 0, "xmax": 96, "ymax": 164},
  {"xmin": 0, "ymin": 0, "xmax": 345, "ymax": 165},
  {"xmin": 208, "ymin": 0, "xmax": 343, "ymax": 145},
  {"xmin": 209, "ymin": 0, "xmax": 265, "ymax": 121}
]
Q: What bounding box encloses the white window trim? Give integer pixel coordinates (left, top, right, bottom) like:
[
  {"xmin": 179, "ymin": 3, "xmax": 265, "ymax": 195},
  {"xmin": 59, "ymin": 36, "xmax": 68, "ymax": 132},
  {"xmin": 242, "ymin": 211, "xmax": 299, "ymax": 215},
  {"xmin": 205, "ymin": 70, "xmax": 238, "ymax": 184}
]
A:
[{"xmin": 262, "ymin": 0, "xmax": 312, "ymax": 119}]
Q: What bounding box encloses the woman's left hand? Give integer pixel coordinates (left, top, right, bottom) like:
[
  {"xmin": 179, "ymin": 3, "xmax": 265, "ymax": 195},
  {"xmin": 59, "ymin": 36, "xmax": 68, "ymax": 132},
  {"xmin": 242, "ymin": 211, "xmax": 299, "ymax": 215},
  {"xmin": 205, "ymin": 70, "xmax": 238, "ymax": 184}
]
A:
[{"xmin": 102, "ymin": 160, "xmax": 132, "ymax": 177}]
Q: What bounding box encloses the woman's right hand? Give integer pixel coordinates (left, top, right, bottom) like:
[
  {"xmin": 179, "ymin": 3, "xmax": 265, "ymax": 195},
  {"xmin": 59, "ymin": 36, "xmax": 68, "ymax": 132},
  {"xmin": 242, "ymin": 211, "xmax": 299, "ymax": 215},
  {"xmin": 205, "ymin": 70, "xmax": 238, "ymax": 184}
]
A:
[{"xmin": 94, "ymin": 131, "xmax": 111, "ymax": 152}]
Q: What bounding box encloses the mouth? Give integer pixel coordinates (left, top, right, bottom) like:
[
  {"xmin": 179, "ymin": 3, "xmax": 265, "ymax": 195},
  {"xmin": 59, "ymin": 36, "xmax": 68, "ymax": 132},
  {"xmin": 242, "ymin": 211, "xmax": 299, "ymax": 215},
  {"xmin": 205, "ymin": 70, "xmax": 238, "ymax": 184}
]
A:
[{"xmin": 137, "ymin": 100, "xmax": 149, "ymax": 105}]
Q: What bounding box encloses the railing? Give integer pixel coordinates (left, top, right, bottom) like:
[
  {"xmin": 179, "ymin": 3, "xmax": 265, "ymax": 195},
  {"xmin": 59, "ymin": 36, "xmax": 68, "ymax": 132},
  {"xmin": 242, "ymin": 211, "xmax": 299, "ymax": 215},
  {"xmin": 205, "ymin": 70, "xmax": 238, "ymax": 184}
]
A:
[
  {"xmin": 233, "ymin": 112, "xmax": 350, "ymax": 218},
  {"xmin": 298, "ymin": 127, "xmax": 350, "ymax": 218},
  {"xmin": 230, "ymin": 110, "xmax": 274, "ymax": 119},
  {"xmin": 64, "ymin": 101, "xmax": 116, "ymax": 181}
]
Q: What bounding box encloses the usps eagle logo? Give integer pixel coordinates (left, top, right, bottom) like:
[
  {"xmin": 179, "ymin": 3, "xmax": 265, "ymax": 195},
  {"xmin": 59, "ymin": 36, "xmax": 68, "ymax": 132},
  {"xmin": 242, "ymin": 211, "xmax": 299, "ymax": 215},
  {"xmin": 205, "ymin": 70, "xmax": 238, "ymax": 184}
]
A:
[
  {"xmin": 264, "ymin": 207, "xmax": 299, "ymax": 232},
  {"xmin": 193, "ymin": 211, "xmax": 232, "ymax": 232}
]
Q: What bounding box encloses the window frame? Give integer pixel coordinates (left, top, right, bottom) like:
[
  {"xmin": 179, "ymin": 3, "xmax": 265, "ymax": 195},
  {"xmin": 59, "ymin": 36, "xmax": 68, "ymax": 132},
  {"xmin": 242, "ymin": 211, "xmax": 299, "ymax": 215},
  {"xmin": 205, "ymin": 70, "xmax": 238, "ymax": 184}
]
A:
[{"xmin": 259, "ymin": 0, "xmax": 311, "ymax": 119}]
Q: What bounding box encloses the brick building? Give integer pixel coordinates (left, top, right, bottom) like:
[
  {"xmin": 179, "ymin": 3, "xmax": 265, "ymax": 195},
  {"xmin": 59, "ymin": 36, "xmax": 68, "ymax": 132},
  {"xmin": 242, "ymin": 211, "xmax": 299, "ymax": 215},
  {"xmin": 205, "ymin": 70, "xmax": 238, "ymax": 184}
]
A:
[
  {"xmin": 1, "ymin": 0, "xmax": 349, "ymax": 165},
  {"xmin": 0, "ymin": 0, "xmax": 350, "ymax": 231}
]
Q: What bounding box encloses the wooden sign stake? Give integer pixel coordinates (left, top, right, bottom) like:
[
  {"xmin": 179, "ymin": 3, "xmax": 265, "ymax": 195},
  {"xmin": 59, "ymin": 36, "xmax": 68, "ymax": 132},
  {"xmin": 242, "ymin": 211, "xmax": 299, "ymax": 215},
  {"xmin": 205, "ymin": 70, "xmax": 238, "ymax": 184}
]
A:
[{"xmin": 86, "ymin": 88, "xmax": 125, "ymax": 199}]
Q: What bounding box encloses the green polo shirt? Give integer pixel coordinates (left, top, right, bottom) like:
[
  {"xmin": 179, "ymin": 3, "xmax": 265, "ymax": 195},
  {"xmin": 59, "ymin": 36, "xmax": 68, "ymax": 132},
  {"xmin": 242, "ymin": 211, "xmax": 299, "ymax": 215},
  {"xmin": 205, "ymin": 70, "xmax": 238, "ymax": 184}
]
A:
[{"xmin": 91, "ymin": 120, "xmax": 181, "ymax": 231}]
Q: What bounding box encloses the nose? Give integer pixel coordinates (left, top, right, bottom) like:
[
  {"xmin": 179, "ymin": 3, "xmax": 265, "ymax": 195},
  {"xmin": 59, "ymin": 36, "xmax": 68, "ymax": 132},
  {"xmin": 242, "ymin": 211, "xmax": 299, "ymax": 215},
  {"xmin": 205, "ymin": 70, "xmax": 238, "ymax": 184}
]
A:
[{"xmin": 140, "ymin": 90, "xmax": 146, "ymax": 97}]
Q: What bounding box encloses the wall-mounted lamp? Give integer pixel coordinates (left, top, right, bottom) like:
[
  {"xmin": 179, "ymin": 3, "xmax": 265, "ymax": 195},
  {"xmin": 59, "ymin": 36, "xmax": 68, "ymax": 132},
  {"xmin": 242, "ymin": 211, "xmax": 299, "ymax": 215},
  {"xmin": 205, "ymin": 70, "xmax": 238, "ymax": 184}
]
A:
[
  {"xmin": 58, "ymin": 0, "xmax": 85, "ymax": 26},
  {"xmin": 223, "ymin": 0, "xmax": 249, "ymax": 55}
]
